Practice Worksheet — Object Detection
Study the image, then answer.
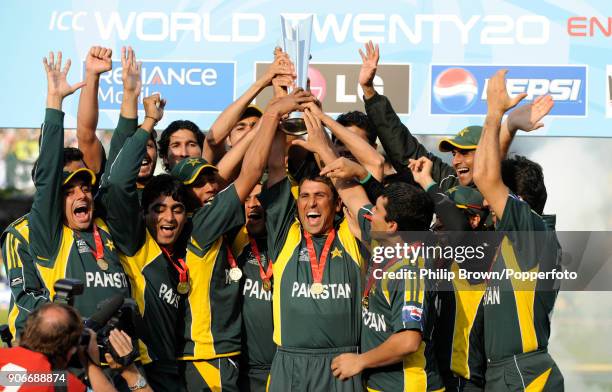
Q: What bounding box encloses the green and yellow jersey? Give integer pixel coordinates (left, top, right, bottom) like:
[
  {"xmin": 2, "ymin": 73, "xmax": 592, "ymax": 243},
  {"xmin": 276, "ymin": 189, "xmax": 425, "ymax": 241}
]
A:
[
  {"xmin": 232, "ymin": 228, "xmax": 276, "ymax": 367},
  {"xmin": 260, "ymin": 178, "xmax": 366, "ymax": 349},
  {"xmin": 1, "ymin": 215, "xmax": 49, "ymax": 339},
  {"xmin": 27, "ymin": 109, "xmax": 130, "ymax": 318},
  {"xmin": 179, "ymin": 184, "xmax": 246, "ymax": 360},
  {"xmin": 483, "ymin": 194, "xmax": 561, "ymax": 361},
  {"xmin": 434, "ymin": 261, "xmax": 486, "ymax": 386},
  {"xmin": 101, "ymin": 128, "xmax": 187, "ymax": 367},
  {"xmin": 358, "ymin": 205, "xmax": 439, "ymax": 392}
]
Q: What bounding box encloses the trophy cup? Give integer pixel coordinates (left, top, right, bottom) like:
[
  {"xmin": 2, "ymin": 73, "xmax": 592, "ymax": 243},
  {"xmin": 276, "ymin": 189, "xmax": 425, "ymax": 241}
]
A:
[{"xmin": 279, "ymin": 14, "xmax": 313, "ymax": 135}]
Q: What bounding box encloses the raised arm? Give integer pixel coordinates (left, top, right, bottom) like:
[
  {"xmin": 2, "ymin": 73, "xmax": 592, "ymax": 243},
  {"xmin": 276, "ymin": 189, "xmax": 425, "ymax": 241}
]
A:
[
  {"xmin": 105, "ymin": 94, "xmax": 163, "ymax": 255},
  {"xmin": 77, "ymin": 46, "xmax": 112, "ymax": 174},
  {"xmin": 306, "ymin": 102, "xmax": 384, "ymax": 181},
  {"xmin": 204, "ymin": 49, "xmax": 294, "ymax": 163},
  {"xmin": 233, "ymin": 89, "xmax": 314, "ymax": 202},
  {"xmin": 29, "ymin": 51, "xmax": 85, "ymax": 261},
  {"xmin": 358, "ymin": 41, "xmax": 455, "ymax": 185},
  {"xmin": 473, "ymin": 70, "xmax": 525, "ymax": 220},
  {"xmin": 102, "ymin": 47, "xmax": 142, "ymax": 185},
  {"xmin": 292, "ymin": 109, "xmax": 370, "ymax": 241},
  {"xmin": 215, "ymin": 119, "xmax": 261, "ymax": 185},
  {"xmin": 499, "ymin": 95, "xmax": 554, "ymax": 158}
]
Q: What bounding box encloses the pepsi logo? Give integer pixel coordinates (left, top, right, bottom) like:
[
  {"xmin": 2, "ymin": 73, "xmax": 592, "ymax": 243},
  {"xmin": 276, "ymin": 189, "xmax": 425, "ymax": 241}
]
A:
[{"xmin": 433, "ymin": 68, "xmax": 479, "ymax": 114}]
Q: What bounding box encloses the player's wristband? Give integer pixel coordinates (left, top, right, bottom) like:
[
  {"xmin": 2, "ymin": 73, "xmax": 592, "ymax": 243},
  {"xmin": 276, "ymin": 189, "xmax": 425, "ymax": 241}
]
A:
[
  {"xmin": 145, "ymin": 115, "xmax": 159, "ymax": 125},
  {"xmin": 425, "ymin": 181, "xmax": 437, "ymax": 192},
  {"xmin": 359, "ymin": 172, "xmax": 372, "ymax": 185}
]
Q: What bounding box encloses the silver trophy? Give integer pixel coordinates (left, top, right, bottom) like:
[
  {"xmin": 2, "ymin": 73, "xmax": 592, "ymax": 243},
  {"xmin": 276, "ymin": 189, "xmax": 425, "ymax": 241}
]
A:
[{"xmin": 280, "ymin": 14, "xmax": 313, "ymax": 135}]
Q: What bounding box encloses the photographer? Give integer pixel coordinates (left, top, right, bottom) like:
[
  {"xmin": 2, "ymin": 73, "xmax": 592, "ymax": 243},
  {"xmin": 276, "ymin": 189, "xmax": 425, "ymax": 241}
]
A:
[{"xmin": 0, "ymin": 303, "xmax": 151, "ymax": 391}]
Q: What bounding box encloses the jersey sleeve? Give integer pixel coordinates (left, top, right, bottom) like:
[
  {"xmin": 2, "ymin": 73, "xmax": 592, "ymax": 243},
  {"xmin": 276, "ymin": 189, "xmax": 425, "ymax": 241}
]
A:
[
  {"xmin": 497, "ymin": 194, "xmax": 559, "ymax": 272},
  {"xmin": 357, "ymin": 204, "xmax": 374, "ymax": 245},
  {"xmin": 28, "ymin": 109, "xmax": 65, "ymax": 262},
  {"xmin": 1, "ymin": 231, "xmax": 49, "ymax": 337},
  {"xmin": 190, "ymin": 184, "xmax": 246, "ymax": 252},
  {"xmin": 364, "ymin": 93, "xmax": 457, "ymax": 191},
  {"xmin": 387, "ymin": 261, "xmax": 425, "ymax": 333},
  {"xmin": 100, "ymin": 128, "xmax": 149, "ymax": 256},
  {"xmin": 259, "ymin": 177, "xmax": 298, "ymax": 261}
]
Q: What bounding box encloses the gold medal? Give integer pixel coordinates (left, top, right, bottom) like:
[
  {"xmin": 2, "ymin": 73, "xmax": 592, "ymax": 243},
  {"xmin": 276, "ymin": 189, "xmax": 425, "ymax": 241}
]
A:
[
  {"xmin": 229, "ymin": 267, "xmax": 243, "ymax": 282},
  {"xmin": 310, "ymin": 282, "xmax": 324, "ymax": 295},
  {"xmin": 96, "ymin": 258, "xmax": 109, "ymax": 271},
  {"xmin": 177, "ymin": 281, "xmax": 190, "ymax": 295},
  {"xmin": 362, "ymin": 296, "xmax": 369, "ymax": 309},
  {"xmin": 262, "ymin": 279, "xmax": 272, "ymax": 292}
]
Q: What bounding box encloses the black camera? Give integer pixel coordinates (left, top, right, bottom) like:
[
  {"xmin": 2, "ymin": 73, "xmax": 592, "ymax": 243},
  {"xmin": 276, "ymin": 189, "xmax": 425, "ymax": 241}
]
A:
[{"xmin": 53, "ymin": 279, "xmax": 142, "ymax": 367}]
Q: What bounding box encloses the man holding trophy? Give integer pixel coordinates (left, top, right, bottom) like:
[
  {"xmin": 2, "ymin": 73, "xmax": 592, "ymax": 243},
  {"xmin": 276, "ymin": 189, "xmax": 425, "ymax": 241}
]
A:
[{"xmin": 261, "ymin": 14, "xmax": 366, "ymax": 392}]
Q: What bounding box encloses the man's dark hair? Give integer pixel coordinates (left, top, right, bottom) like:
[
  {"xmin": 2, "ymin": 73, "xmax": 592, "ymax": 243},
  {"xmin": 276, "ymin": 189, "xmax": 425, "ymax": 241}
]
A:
[
  {"xmin": 334, "ymin": 111, "xmax": 376, "ymax": 145},
  {"xmin": 380, "ymin": 182, "xmax": 434, "ymax": 231},
  {"xmin": 298, "ymin": 174, "xmax": 339, "ymax": 202},
  {"xmin": 31, "ymin": 147, "xmax": 84, "ymax": 182},
  {"xmin": 158, "ymin": 120, "xmax": 204, "ymax": 171},
  {"xmin": 19, "ymin": 303, "xmax": 83, "ymax": 368},
  {"xmin": 142, "ymin": 174, "xmax": 195, "ymax": 213},
  {"xmin": 501, "ymin": 155, "xmax": 547, "ymax": 215}
]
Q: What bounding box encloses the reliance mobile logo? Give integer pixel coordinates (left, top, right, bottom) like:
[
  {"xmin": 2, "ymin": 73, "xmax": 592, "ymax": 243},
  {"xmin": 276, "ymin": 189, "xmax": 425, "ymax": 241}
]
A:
[
  {"xmin": 430, "ymin": 65, "xmax": 587, "ymax": 116},
  {"xmin": 92, "ymin": 60, "xmax": 235, "ymax": 112}
]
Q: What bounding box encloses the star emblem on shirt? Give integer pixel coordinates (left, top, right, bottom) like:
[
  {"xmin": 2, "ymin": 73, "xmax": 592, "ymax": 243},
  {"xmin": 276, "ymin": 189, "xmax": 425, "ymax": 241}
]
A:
[
  {"xmin": 331, "ymin": 247, "xmax": 343, "ymax": 259},
  {"xmin": 105, "ymin": 239, "xmax": 115, "ymax": 252},
  {"xmin": 186, "ymin": 158, "xmax": 200, "ymax": 167}
]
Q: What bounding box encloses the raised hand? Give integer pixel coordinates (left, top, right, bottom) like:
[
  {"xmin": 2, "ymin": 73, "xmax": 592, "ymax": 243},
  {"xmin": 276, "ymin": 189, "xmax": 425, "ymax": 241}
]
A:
[
  {"xmin": 266, "ymin": 88, "xmax": 315, "ymax": 117},
  {"xmin": 121, "ymin": 46, "xmax": 142, "ymax": 95},
  {"xmin": 358, "ymin": 41, "xmax": 379, "ymax": 93},
  {"xmin": 85, "ymin": 46, "xmax": 112, "ymax": 75},
  {"xmin": 320, "ymin": 156, "xmax": 368, "ymax": 181},
  {"xmin": 43, "ymin": 51, "xmax": 86, "ymax": 109},
  {"xmin": 291, "ymin": 108, "xmax": 332, "ymax": 155},
  {"xmin": 507, "ymin": 95, "xmax": 554, "ymax": 133},
  {"xmin": 262, "ymin": 48, "xmax": 295, "ymax": 87},
  {"xmin": 486, "ymin": 70, "xmax": 527, "ymax": 116},
  {"xmin": 143, "ymin": 93, "xmax": 166, "ymax": 123},
  {"xmin": 408, "ymin": 157, "xmax": 434, "ymax": 189}
]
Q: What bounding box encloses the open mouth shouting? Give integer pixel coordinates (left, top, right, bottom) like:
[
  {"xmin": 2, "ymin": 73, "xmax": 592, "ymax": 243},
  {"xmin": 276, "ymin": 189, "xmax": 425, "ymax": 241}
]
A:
[
  {"xmin": 455, "ymin": 166, "xmax": 471, "ymax": 184},
  {"xmin": 306, "ymin": 210, "xmax": 322, "ymax": 227}
]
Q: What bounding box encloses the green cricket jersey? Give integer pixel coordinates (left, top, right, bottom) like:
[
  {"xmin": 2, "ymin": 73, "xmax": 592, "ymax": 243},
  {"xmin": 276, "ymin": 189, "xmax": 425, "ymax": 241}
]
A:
[
  {"xmin": 1, "ymin": 215, "xmax": 49, "ymax": 339},
  {"xmin": 483, "ymin": 194, "xmax": 561, "ymax": 361},
  {"xmin": 101, "ymin": 128, "xmax": 187, "ymax": 367},
  {"xmin": 232, "ymin": 228, "xmax": 276, "ymax": 367},
  {"xmin": 358, "ymin": 205, "xmax": 438, "ymax": 392},
  {"xmin": 434, "ymin": 261, "xmax": 486, "ymax": 385},
  {"xmin": 179, "ymin": 184, "xmax": 246, "ymax": 360},
  {"xmin": 28, "ymin": 109, "xmax": 130, "ymax": 318},
  {"xmin": 260, "ymin": 178, "xmax": 367, "ymax": 349}
]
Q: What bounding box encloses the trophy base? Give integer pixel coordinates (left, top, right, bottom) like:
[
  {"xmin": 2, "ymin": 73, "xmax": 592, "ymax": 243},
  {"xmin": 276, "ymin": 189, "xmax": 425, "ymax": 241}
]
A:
[{"xmin": 280, "ymin": 118, "xmax": 307, "ymax": 136}]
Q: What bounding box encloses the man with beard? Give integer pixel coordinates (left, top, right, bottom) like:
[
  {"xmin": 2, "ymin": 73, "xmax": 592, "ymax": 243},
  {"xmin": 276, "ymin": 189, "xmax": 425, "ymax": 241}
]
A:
[
  {"xmin": 26, "ymin": 50, "xmax": 130, "ymax": 319},
  {"xmin": 357, "ymin": 41, "xmax": 553, "ymax": 191},
  {"xmin": 229, "ymin": 183, "xmax": 276, "ymax": 392},
  {"xmin": 473, "ymin": 69, "xmax": 563, "ymax": 391}
]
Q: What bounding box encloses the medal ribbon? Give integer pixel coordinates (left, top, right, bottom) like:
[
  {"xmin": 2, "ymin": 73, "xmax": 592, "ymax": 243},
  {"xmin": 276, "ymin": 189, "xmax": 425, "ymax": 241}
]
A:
[
  {"xmin": 161, "ymin": 247, "xmax": 188, "ymax": 283},
  {"xmin": 91, "ymin": 224, "xmax": 105, "ymax": 260},
  {"xmin": 303, "ymin": 229, "xmax": 336, "ymax": 286},
  {"xmin": 74, "ymin": 223, "xmax": 104, "ymax": 260},
  {"xmin": 226, "ymin": 244, "xmax": 238, "ymax": 269},
  {"xmin": 249, "ymin": 237, "xmax": 272, "ymax": 282}
]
